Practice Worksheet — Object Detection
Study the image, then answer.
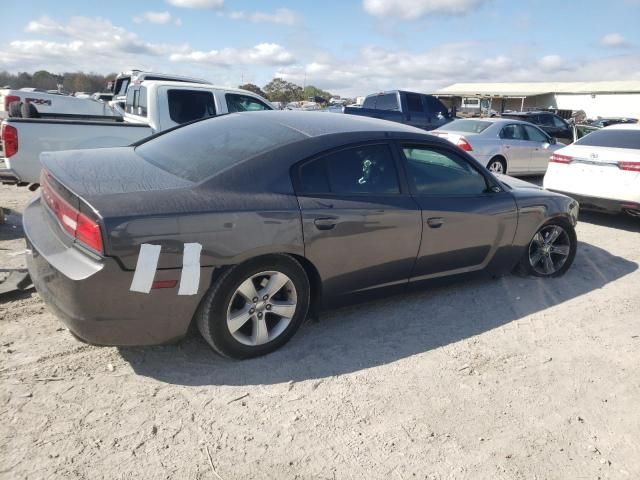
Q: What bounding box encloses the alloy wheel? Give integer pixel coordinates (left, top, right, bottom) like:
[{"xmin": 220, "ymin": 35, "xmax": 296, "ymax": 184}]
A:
[
  {"xmin": 528, "ymin": 225, "xmax": 571, "ymax": 276},
  {"xmin": 488, "ymin": 160, "xmax": 504, "ymax": 174},
  {"xmin": 226, "ymin": 271, "xmax": 297, "ymax": 346}
]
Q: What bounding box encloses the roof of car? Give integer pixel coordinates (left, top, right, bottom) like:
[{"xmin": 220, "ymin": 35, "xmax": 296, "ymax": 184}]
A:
[{"xmin": 228, "ymin": 110, "xmax": 431, "ymax": 137}]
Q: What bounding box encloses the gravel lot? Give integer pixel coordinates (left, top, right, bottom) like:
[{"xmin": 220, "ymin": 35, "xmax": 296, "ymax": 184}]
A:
[{"xmin": 1, "ymin": 182, "xmax": 639, "ymax": 480}]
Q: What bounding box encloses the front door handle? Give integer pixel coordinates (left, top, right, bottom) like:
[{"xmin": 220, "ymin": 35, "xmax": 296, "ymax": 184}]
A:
[
  {"xmin": 426, "ymin": 217, "xmax": 444, "ymax": 228},
  {"xmin": 313, "ymin": 217, "xmax": 338, "ymax": 230}
]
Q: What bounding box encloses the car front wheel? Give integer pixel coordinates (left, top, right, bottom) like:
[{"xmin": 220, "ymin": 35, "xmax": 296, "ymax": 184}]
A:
[
  {"xmin": 517, "ymin": 221, "xmax": 577, "ymax": 277},
  {"xmin": 196, "ymin": 254, "xmax": 310, "ymax": 359}
]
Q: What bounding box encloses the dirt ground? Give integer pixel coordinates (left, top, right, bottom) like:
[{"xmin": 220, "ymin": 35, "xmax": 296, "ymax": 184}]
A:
[{"xmin": 1, "ymin": 181, "xmax": 639, "ymax": 480}]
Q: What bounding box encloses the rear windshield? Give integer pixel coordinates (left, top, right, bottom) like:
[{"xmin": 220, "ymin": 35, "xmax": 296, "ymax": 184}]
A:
[
  {"xmin": 574, "ymin": 129, "xmax": 640, "ymax": 149},
  {"xmin": 135, "ymin": 115, "xmax": 304, "ymax": 182},
  {"xmin": 442, "ymin": 119, "xmax": 492, "ymax": 133}
]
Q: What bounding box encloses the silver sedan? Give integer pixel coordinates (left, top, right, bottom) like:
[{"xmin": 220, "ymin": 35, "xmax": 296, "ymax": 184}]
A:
[{"xmin": 431, "ymin": 118, "xmax": 564, "ymax": 175}]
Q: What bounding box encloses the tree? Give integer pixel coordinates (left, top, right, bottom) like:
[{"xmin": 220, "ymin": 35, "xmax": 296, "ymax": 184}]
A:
[
  {"xmin": 303, "ymin": 85, "xmax": 333, "ymax": 103},
  {"xmin": 238, "ymin": 83, "xmax": 268, "ymax": 99},
  {"xmin": 263, "ymin": 78, "xmax": 303, "ymax": 103}
]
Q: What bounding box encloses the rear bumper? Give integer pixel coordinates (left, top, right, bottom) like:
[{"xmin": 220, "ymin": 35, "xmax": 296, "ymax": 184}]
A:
[
  {"xmin": 547, "ymin": 190, "xmax": 639, "ymax": 214},
  {"xmin": 24, "ymin": 196, "xmax": 212, "ymax": 346}
]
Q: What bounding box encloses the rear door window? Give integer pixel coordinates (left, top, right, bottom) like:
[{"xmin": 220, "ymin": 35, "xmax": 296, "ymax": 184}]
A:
[
  {"xmin": 225, "ymin": 94, "xmax": 270, "ymax": 112},
  {"xmin": 299, "ymin": 144, "xmax": 400, "ymax": 195},
  {"xmin": 375, "ymin": 93, "xmax": 399, "ymax": 111},
  {"xmin": 406, "ymin": 93, "xmax": 424, "ymax": 113},
  {"xmin": 538, "ymin": 114, "xmax": 555, "ymax": 127},
  {"xmin": 500, "ymin": 124, "xmax": 526, "ymax": 140},
  {"xmin": 167, "ymin": 89, "xmax": 216, "ymax": 124}
]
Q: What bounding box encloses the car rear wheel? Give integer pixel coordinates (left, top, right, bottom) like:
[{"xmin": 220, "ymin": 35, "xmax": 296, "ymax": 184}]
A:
[
  {"xmin": 517, "ymin": 221, "xmax": 577, "ymax": 277},
  {"xmin": 487, "ymin": 157, "xmax": 506, "ymax": 174},
  {"xmin": 8, "ymin": 101, "xmax": 22, "ymax": 118},
  {"xmin": 196, "ymin": 254, "xmax": 310, "ymax": 359}
]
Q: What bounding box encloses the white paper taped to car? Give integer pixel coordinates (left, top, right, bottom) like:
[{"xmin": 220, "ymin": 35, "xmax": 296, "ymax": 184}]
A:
[
  {"xmin": 130, "ymin": 244, "xmax": 161, "ymax": 293},
  {"xmin": 178, "ymin": 242, "xmax": 202, "ymax": 296}
]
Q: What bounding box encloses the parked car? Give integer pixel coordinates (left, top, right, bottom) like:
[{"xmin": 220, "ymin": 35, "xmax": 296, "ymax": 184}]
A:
[
  {"xmin": 501, "ymin": 111, "xmax": 573, "ymax": 144},
  {"xmin": 24, "ymin": 111, "xmax": 578, "ymax": 359},
  {"xmin": 344, "ymin": 90, "xmax": 453, "ymax": 131},
  {"xmin": 587, "ymin": 117, "xmax": 638, "ymax": 129},
  {"xmin": 543, "ymin": 124, "xmax": 640, "ymax": 216},
  {"xmin": 0, "ymin": 87, "xmax": 117, "ymax": 119},
  {"xmin": 431, "ymin": 118, "xmax": 563, "ymax": 175},
  {"xmin": 0, "ymin": 81, "xmax": 273, "ymax": 185}
]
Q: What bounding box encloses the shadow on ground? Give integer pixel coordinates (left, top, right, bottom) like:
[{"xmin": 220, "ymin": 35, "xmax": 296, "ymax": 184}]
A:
[
  {"xmin": 119, "ymin": 240, "xmax": 637, "ymax": 386},
  {"xmin": 0, "ymin": 209, "xmax": 24, "ymax": 242},
  {"xmin": 578, "ymin": 211, "xmax": 639, "ymax": 233}
]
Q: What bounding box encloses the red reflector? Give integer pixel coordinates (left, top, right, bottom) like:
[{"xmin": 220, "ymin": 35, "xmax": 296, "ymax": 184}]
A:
[
  {"xmin": 1, "ymin": 124, "xmax": 18, "ymax": 157},
  {"xmin": 456, "ymin": 137, "xmax": 473, "ymax": 152},
  {"xmin": 4, "ymin": 95, "xmax": 19, "ymax": 110},
  {"xmin": 151, "ymin": 280, "xmax": 178, "ymax": 289},
  {"xmin": 550, "ymin": 153, "xmax": 572, "ymax": 164},
  {"xmin": 40, "ymin": 171, "xmax": 103, "ymax": 253},
  {"xmin": 619, "ymin": 162, "xmax": 640, "ymax": 172}
]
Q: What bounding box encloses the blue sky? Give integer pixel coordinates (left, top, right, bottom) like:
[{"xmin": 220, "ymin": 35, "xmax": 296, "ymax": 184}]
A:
[{"xmin": 1, "ymin": 0, "xmax": 639, "ymax": 96}]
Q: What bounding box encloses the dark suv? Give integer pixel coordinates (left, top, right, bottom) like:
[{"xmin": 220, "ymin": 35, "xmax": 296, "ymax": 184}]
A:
[{"xmin": 501, "ymin": 111, "xmax": 573, "ymax": 144}]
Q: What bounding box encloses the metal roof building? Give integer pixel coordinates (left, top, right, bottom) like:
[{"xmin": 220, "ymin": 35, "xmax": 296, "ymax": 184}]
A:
[{"xmin": 435, "ymin": 81, "xmax": 640, "ymax": 118}]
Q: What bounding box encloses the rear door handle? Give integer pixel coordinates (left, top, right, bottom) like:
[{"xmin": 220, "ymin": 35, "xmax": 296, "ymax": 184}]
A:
[
  {"xmin": 426, "ymin": 217, "xmax": 444, "ymax": 228},
  {"xmin": 313, "ymin": 217, "xmax": 338, "ymax": 230}
]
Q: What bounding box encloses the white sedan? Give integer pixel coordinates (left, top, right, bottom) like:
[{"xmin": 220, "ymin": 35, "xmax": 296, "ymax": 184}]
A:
[
  {"xmin": 431, "ymin": 118, "xmax": 563, "ymax": 176},
  {"xmin": 543, "ymin": 124, "xmax": 640, "ymax": 217}
]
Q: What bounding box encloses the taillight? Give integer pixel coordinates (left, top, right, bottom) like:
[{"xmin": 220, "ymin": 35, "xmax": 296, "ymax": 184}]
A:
[
  {"xmin": 4, "ymin": 95, "xmax": 19, "ymax": 110},
  {"xmin": 550, "ymin": 153, "xmax": 572, "ymax": 164},
  {"xmin": 1, "ymin": 124, "xmax": 18, "ymax": 157},
  {"xmin": 40, "ymin": 171, "xmax": 103, "ymax": 253},
  {"xmin": 619, "ymin": 162, "xmax": 640, "ymax": 172},
  {"xmin": 456, "ymin": 137, "xmax": 473, "ymax": 151}
]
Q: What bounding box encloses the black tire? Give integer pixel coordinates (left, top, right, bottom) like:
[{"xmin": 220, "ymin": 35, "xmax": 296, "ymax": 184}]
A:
[
  {"xmin": 196, "ymin": 254, "xmax": 310, "ymax": 359},
  {"xmin": 8, "ymin": 101, "xmax": 22, "ymax": 118},
  {"xmin": 487, "ymin": 156, "xmax": 507, "ymax": 175},
  {"xmin": 516, "ymin": 219, "xmax": 577, "ymax": 278},
  {"xmin": 20, "ymin": 102, "xmax": 39, "ymax": 118}
]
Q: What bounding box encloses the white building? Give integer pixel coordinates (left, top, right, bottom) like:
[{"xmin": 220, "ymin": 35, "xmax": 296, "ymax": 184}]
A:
[{"xmin": 435, "ymin": 81, "xmax": 640, "ymax": 119}]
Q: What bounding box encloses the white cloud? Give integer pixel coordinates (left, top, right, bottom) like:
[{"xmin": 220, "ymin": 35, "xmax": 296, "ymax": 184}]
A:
[
  {"xmin": 170, "ymin": 43, "xmax": 295, "ymax": 67},
  {"xmin": 599, "ymin": 33, "xmax": 629, "ymax": 48},
  {"xmin": 1, "ymin": 16, "xmax": 189, "ymax": 73},
  {"xmin": 274, "ymin": 44, "xmax": 640, "ymax": 97},
  {"xmin": 166, "ymin": 0, "xmax": 223, "ymax": 9},
  {"xmin": 229, "ymin": 8, "xmax": 300, "ymax": 25},
  {"xmin": 133, "ymin": 11, "xmax": 172, "ymax": 25},
  {"xmin": 538, "ymin": 54, "xmax": 565, "ymax": 71},
  {"xmin": 363, "ymin": 0, "xmax": 488, "ymax": 19}
]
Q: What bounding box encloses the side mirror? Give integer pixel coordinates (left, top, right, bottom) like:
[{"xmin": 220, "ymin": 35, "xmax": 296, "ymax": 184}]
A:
[{"xmin": 549, "ymin": 137, "xmax": 557, "ymax": 145}]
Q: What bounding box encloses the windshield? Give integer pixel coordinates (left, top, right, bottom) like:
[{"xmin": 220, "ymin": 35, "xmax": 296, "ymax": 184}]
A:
[
  {"xmin": 135, "ymin": 114, "xmax": 304, "ymax": 182},
  {"xmin": 441, "ymin": 119, "xmax": 492, "ymax": 134},
  {"xmin": 574, "ymin": 129, "xmax": 640, "ymax": 149}
]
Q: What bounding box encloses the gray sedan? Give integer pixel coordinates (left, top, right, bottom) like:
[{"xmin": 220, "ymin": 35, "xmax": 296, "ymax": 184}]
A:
[
  {"xmin": 432, "ymin": 118, "xmax": 564, "ymax": 175},
  {"xmin": 25, "ymin": 111, "xmax": 578, "ymax": 359}
]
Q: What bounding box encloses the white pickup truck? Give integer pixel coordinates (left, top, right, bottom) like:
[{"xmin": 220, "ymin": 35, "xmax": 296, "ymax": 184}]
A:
[
  {"xmin": 0, "ymin": 88, "xmax": 118, "ymax": 119},
  {"xmin": 0, "ymin": 81, "xmax": 273, "ymax": 185}
]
